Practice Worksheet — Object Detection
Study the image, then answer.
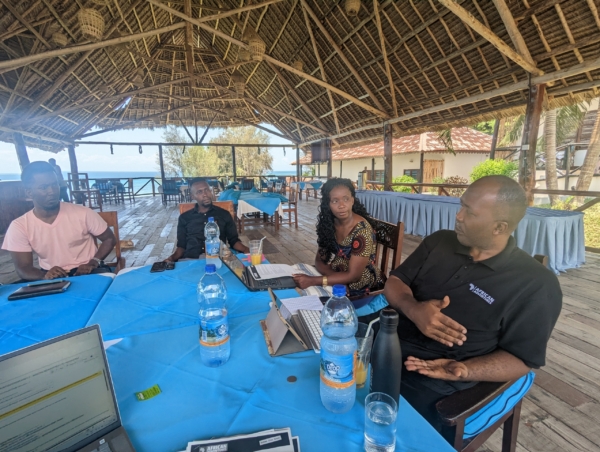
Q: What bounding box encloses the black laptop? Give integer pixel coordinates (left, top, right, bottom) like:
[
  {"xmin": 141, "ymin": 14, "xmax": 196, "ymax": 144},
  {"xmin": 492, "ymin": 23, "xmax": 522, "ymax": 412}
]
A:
[
  {"xmin": 0, "ymin": 325, "xmax": 136, "ymax": 452},
  {"xmin": 221, "ymin": 252, "xmax": 296, "ymax": 291}
]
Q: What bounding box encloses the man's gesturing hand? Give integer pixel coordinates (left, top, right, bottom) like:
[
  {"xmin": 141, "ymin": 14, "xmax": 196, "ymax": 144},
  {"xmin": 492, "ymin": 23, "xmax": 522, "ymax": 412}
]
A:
[
  {"xmin": 44, "ymin": 266, "xmax": 68, "ymax": 279},
  {"xmin": 405, "ymin": 356, "xmax": 469, "ymax": 381},
  {"xmin": 408, "ymin": 296, "xmax": 467, "ymax": 347}
]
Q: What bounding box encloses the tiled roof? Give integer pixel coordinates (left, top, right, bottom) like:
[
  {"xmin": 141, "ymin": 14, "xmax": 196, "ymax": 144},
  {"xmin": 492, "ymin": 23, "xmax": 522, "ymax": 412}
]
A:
[{"xmin": 293, "ymin": 128, "xmax": 491, "ymax": 164}]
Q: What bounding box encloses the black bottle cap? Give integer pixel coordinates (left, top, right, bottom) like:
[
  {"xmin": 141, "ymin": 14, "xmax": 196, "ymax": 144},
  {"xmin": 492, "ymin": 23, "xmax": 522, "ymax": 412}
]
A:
[{"xmin": 379, "ymin": 308, "xmax": 399, "ymax": 328}]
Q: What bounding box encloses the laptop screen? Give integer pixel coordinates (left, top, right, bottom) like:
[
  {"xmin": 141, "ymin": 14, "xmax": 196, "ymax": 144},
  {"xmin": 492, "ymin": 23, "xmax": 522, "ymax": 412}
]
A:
[{"xmin": 0, "ymin": 326, "xmax": 120, "ymax": 452}]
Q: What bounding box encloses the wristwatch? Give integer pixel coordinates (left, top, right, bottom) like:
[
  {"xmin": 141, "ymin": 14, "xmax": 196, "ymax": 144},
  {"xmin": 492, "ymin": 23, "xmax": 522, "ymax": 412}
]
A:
[{"xmin": 91, "ymin": 257, "xmax": 104, "ymax": 267}]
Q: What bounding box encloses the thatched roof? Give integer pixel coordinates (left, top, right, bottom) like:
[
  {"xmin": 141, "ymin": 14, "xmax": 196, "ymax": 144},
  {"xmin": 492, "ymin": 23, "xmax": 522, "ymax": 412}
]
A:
[{"xmin": 1, "ymin": 0, "xmax": 600, "ymax": 153}]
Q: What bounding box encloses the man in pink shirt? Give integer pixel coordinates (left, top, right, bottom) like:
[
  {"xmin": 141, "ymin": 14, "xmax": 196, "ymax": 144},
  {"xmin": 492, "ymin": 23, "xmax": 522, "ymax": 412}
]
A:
[{"xmin": 2, "ymin": 161, "xmax": 117, "ymax": 281}]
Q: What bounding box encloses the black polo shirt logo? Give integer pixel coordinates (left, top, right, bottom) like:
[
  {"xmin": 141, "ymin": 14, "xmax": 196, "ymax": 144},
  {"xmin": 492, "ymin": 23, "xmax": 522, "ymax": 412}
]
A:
[{"xmin": 469, "ymin": 283, "xmax": 495, "ymax": 305}]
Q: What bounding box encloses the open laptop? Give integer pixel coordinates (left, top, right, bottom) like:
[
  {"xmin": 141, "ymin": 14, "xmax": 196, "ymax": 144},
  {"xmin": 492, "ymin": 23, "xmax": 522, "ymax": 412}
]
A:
[
  {"xmin": 221, "ymin": 253, "xmax": 296, "ymax": 291},
  {"xmin": 0, "ymin": 325, "xmax": 136, "ymax": 452}
]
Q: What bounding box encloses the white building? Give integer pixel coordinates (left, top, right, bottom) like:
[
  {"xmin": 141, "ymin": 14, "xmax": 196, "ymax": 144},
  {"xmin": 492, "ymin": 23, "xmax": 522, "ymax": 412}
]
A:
[{"xmin": 294, "ymin": 127, "xmax": 492, "ymax": 183}]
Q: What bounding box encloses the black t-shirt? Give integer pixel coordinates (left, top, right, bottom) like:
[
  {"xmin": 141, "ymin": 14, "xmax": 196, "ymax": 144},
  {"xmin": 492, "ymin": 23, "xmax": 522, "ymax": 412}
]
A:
[
  {"xmin": 390, "ymin": 230, "xmax": 562, "ymax": 392},
  {"xmin": 176, "ymin": 204, "xmax": 241, "ymax": 259}
]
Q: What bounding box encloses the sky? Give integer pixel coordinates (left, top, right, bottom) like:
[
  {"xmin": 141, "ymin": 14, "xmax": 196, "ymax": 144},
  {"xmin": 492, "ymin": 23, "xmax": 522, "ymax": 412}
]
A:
[{"xmin": 0, "ymin": 124, "xmax": 298, "ymax": 175}]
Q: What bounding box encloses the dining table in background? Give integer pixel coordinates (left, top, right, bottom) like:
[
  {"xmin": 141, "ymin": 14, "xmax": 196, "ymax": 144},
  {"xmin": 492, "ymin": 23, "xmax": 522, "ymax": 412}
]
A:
[{"xmin": 290, "ymin": 180, "xmax": 324, "ymax": 200}]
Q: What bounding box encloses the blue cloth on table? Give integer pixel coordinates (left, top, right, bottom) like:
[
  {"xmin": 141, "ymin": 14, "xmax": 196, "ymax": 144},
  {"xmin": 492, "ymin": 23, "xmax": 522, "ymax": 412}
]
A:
[
  {"xmin": 225, "ymin": 182, "xmax": 241, "ymax": 190},
  {"xmin": 234, "ymin": 192, "xmax": 288, "ymax": 216},
  {"xmin": 86, "ymin": 260, "xmax": 298, "ymax": 340},
  {"xmin": 297, "ymin": 180, "xmax": 323, "ymax": 191},
  {"xmin": 0, "ymin": 274, "xmax": 113, "ymax": 355},
  {"xmin": 250, "ymin": 186, "xmax": 259, "ymax": 193},
  {"xmin": 464, "ymin": 371, "xmax": 535, "ymax": 438},
  {"xmin": 355, "ymin": 190, "xmax": 585, "ymax": 273},
  {"xmin": 218, "ymin": 189, "xmax": 242, "ymax": 203}
]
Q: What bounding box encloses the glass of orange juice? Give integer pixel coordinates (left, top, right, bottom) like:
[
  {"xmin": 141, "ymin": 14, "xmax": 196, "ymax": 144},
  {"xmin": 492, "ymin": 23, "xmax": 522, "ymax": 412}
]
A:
[
  {"xmin": 355, "ymin": 322, "xmax": 374, "ymax": 389},
  {"xmin": 249, "ymin": 240, "xmax": 263, "ymax": 265}
]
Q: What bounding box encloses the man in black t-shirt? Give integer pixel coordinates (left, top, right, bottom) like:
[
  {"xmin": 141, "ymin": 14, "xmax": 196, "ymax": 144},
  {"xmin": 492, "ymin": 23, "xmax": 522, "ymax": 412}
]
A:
[
  {"xmin": 166, "ymin": 178, "xmax": 249, "ymax": 262},
  {"xmin": 383, "ymin": 175, "xmax": 562, "ymax": 441}
]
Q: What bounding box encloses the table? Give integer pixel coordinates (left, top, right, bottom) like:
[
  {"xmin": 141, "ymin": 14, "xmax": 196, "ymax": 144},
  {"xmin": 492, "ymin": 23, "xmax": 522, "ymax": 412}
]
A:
[
  {"xmin": 85, "ymin": 260, "xmax": 453, "ymax": 452},
  {"xmin": 356, "ymin": 190, "xmax": 585, "ymax": 273},
  {"xmin": 291, "ymin": 180, "xmax": 323, "ymax": 200},
  {"xmin": 219, "ymin": 191, "xmax": 289, "ymax": 232},
  {"xmin": 0, "ymin": 274, "xmax": 114, "ymax": 355}
]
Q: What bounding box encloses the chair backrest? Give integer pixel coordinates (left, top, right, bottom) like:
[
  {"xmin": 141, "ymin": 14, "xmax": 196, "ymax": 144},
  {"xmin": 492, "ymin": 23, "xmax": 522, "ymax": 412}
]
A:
[
  {"xmin": 371, "ymin": 219, "xmax": 404, "ymax": 277},
  {"xmin": 163, "ymin": 179, "xmax": 178, "ymax": 190},
  {"xmin": 241, "ymin": 178, "xmax": 255, "ymax": 190},
  {"xmin": 98, "ymin": 211, "xmax": 122, "ymax": 261},
  {"xmin": 287, "ymin": 185, "xmax": 299, "ymax": 203},
  {"xmin": 534, "ymin": 254, "xmax": 548, "ymax": 267},
  {"xmin": 178, "ymin": 201, "xmax": 235, "ymax": 221}
]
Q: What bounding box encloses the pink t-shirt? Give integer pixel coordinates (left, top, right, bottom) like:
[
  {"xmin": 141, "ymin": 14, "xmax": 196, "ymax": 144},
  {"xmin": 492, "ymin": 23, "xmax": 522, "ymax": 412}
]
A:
[{"xmin": 1, "ymin": 202, "xmax": 108, "ymax": 271}]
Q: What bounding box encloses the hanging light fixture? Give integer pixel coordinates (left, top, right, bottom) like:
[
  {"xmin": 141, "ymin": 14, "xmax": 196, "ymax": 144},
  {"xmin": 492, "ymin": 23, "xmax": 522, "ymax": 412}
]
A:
[
  {"xmin": 345, "ymin": 0, "xmax": 361, "ymax": 16},
  {"xmin": 230, "ymin": 70, "xmax": 245, "ymax": 96},
  {"xmin": 138, "ymin": 145, "xmax": 143, "ymax": 154},
  {"xmin": 248, "ymin": 33, "xmax": 266, "ymax": 61},
  {"xmin": 238, "ymin": 48, "xmax": 251, "ymax": 62},
  {"xmin": 110, "ymin": 144, "xmax": 114, "ymax": 155},
  {"xmin": 292, "ymin": 60, "xmax": 303, "ymax": 72}
]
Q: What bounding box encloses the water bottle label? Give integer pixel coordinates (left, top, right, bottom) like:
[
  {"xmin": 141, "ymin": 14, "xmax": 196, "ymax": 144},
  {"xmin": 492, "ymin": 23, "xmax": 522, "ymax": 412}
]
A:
[
  {"xmin": 206, "ymin": 241, "xmax": 220, "ymax": 257},
  {"xmin": 199, "ymin": 316, "xmax": 230, "ymax": 347},
  {"xmin": 320, "ymin": 350, "xmax": 357, "ymax": 389}
]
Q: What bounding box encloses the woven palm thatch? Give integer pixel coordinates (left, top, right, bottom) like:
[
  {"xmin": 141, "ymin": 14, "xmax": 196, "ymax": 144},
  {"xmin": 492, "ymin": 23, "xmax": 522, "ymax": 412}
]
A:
[
  {"xmin": 77, "ymin": 8, "xmax": 104, "ymax": 41},
  {"xmin": 1, "ymin": 0, "xmax": 600, "ymax": 153}
]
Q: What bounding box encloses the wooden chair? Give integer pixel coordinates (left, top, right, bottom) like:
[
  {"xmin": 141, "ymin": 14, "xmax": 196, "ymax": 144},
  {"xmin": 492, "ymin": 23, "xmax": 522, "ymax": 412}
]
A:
[
  {"xmin": 436, "ymin": 256, "xmax": 548, "ymax": 451},
  {"xmin": 97, "ymin": 211, "xmax": 126, "ymax": 273},
  {"xmin": 178, "ymin": 201, "xmax": 236, "ymax": 222},
  {"xmin": 280, "ymin": 185, "xmax": 298, "ymax": 228},
  {"xmin": 240, "ymin": 178, "xmax": 255, "ymax": 191},
  {"xmin": 371, "ymin": 219, "xmax": 404, "ymax": 277},
  {"xmin": 162, "ymin": 179, "xmax": 180, "ymax": 203}
]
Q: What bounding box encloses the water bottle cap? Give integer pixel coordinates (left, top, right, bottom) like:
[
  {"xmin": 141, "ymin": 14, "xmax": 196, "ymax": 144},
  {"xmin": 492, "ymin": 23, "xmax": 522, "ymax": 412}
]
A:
[
  {"xmin": 208, "ymin": 217, "xmax": 214, "ymax": 222},
  {"xmin": 205, "ymin": 264, "xmax": 216, "ymax": 273},
  {"xmin": 379, "ymin": 308, "xmax": 399, "ymax": 327},
  {"xmin": 332, "ymin": 285, "xmax": 346, "ymax": 297}
]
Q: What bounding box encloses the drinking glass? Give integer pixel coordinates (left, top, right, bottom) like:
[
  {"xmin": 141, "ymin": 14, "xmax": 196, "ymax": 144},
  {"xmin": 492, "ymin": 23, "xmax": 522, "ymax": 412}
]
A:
[
  {"xmin": 364, "ymin": 392, "xmax": 397, "ymax": 452},
  {"xmin": 249, "ymin": 240, "xmax": 263, "ymax": 265},
  {"xmin": 355, "ymin": 322, "xmax": 374, "ymax": 389}
]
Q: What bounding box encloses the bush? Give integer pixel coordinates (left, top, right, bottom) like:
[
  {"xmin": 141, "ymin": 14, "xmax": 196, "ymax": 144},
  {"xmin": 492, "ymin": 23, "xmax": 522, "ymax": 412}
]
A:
[
  {"xmin": 428, "ymin": 176, "xmax": 446, "ymax": 194},
  {"xmin": 470, "ymin": 159, "xmax": 519, "ymax": 182},
  {"xmin": 444, "ymin": 175, "xmax": 469, "ymax": 197},
  {"xmin": 392, "ymin": 175, "xmax": 418, "ymax": 193},
  {"xmin": 549, "ymin": 197, "xmax": 600, "ymax": 248}
]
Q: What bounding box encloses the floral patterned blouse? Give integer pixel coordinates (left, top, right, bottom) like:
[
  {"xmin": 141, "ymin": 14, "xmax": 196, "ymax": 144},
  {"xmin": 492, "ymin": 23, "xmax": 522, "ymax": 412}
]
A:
[{"xmin": 329, "ymin": 220, "xmax": 385, "ymax": 297}]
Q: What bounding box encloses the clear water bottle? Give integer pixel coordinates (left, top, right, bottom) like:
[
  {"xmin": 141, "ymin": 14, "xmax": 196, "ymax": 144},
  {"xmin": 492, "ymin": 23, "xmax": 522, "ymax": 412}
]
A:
[
  {"xmin": 320, "ymin": 284, "xmax": 358, "ymax": 413},
  {"xmin": 197, "ymin": 264, "xmax": 230, "ymax": 367},
  {"xmin": 204, "ymin": 217, "xmax": 221, "ymax": 269}
]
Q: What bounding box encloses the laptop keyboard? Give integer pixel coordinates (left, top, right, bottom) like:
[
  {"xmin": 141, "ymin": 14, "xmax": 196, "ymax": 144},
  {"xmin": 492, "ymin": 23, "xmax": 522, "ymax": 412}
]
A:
[{"xmin": 298, "ymin": 309, "xmax": 323, "ymax": 352}]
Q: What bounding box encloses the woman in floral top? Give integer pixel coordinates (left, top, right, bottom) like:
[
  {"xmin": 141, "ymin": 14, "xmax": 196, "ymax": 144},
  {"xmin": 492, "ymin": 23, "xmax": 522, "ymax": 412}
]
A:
[{"xmin": 292, "ymin": 178, "xmax": 385, "ymax": 297}]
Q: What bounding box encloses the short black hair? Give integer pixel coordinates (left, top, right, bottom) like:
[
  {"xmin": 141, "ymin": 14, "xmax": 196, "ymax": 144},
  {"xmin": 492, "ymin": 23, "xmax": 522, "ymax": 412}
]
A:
[
  {"xmin": 474, "ymin": 175, "xmax": 527, "ymax": 229},
  {"xmin": 189, "ymin": 177, "xmax": 208, "ymax": 189},
  {"xmin": 21, "ymin": 161, "xmax": 57, "ymax": 187}
]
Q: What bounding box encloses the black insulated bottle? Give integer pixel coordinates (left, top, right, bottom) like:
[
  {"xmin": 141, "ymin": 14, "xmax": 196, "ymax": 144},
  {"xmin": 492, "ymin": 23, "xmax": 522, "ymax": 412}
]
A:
[{"xmin": 370, "ymin": 308, "xmax": 402, "ymax": 403}]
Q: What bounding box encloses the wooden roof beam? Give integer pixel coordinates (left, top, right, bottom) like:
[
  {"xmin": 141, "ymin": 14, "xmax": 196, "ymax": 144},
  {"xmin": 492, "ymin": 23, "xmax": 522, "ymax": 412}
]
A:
[
  {"xmin": 436, "ymin": 0, "xmax": 542, "ymax": 76},
  {"xmin": 300, "ymin": 0, "xmax": 388, "ymax": 117},
  {"xmin": 373, "ymin": 0, "xmax": 397, "ymax": 117}
]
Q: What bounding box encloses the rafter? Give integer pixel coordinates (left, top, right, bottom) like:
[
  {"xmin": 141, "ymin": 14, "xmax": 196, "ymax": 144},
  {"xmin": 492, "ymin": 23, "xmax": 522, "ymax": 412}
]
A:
[{"xmin": 373, "ymin": 0, "xmax": 397, "ymax": 117}]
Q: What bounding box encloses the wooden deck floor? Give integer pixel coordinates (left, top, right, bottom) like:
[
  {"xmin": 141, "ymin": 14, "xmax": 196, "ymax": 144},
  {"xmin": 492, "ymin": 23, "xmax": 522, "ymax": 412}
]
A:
[{"xmin": 1, "ymin": 196, "xmax": 600, "ymax": 452}]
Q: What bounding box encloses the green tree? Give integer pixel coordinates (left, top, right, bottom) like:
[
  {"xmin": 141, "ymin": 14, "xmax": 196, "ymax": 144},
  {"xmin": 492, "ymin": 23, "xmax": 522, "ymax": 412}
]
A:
[
  {"xmin": 159, "ymin": 126, "xmax": 222, "ymax": 177},
  {"xmin": 470, "ymin": 159, "xmax": 519, "ymax": 182},
  {"xmin": 471, "ymin": 120, "xmax": 496, "ymax": 135},
  {"xmin": 392, "ymin": 175, "xmax": 418, "ymax": 193},
  {"xmin": 210, "ymin": 126, "xmax": 273, "ymax": 176}
]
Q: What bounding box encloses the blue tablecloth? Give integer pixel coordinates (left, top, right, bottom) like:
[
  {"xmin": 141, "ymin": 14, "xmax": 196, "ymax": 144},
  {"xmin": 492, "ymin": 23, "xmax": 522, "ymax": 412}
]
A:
[
  {"xmin": 295, "ymin": 180, "xmax": 323, "ymax": 191},
  {"xmin": 218, "ymin": 191, "xmax": 289, "ymax": 216},
  {"xmin": 0, "ymin": 274, "xmax": 113, "ymax": 355},
  {"xmin": 356, "ymin": 190, "xmax": 585, "ymax": 273},
  {"xmin": 88, "ymin": 261, "xmax": 452, "ymax": 452}
]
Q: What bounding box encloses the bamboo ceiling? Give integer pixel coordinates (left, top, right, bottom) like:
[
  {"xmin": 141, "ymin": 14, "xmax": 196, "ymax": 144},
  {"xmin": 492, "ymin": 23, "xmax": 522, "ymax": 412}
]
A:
[{"xmin": 1, "ymin": 0, "xmax": 600, "ymax": 152}]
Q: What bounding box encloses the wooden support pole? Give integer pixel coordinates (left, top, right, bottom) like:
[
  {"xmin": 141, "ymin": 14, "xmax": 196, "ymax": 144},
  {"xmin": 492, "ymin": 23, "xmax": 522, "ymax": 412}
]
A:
[
  {"xmin": 296, "ymin": 145, "xmax": 301, "ymax": 181},
  {"xmin": 519, "ymin": 83, "xmax": 546, "ymax": 204},
  {"xmin": 371, "ymin": 158, "xmax": 375, "ymax": 181},
  {"xmin": 340, "ymin": 160, "xmax": 343, "ymax": 178},
  {"xmin": 232, "ymin": 146, "xmax": 237, "ymax": 181},
  {"xmin": 565, "ymin": 145, "xmax": 571, "ymax": 190},
  {"xmin": 13, "ymin": 132, "xmax": 30, "ymax": 171},
  {"xmin": 383, "ymin": 122, "xmax": 393, "ymax": 191},
  {"xmin": 490, "ymin": 119, "xmax": 500, "ymax": 159},
  {"xmin": 68, "ymin": 145, "xmax": 80, "ymax": 190},
  {"xmin": 158, "ymin": 144, "xmax": 166, "ymax": 203},
  {"xmin": 419, "ymin": 151, "xmax": 425, "ymax": 193},
  {"xmin": 326, "ymin": 139, "xmax": 332, "ymax": 180}
]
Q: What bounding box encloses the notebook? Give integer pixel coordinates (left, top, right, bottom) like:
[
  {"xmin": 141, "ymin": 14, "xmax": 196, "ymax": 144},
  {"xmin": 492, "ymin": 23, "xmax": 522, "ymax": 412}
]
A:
[
  {"xmin": 0, "ymin": 325, "xmax": 136, "ymax": 452},
  {"xmin": 221, "ymin": 252, "xmax": 296, "ymax": 291}
]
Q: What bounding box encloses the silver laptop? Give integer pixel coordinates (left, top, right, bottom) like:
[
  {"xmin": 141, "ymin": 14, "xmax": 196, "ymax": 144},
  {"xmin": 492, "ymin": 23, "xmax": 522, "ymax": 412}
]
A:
[
  {"xmin": 221, "ymin": 252, "xmax": 296, "ymax": 291},
  {"xmin": 0, "ymin": 325, "xmax": 136, "ymax": 452}
]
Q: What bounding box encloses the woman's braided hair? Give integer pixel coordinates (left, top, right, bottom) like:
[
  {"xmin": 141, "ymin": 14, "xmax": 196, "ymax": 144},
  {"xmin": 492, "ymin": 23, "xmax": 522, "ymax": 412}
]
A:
[{"xmin": 316, "ymin": 178, "xmax": 375, "ymax": 263}]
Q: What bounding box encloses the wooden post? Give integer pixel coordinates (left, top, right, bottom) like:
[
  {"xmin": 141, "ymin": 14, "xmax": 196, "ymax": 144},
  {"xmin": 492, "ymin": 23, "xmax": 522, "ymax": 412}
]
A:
[
  {"xmin": 326, "ymin": 139, "xmax": 332, "ymax": 180},
  {"xmin": 13, "ymin": 133, "xmax": 30, "ymax": 170},
  {"xmin": 68, "ymin": 145, "xmax": 80, "ymax": 190},
  {"xmin": 231, "ymin": 145, "xmax": 237, "ymax": 181},
  {"xmin": 565, "ymin": 145, "xmax": 571, "ymax": 190},
  {"xmin": 158, "ymin": 144, "xmax": 166, "ymax": 203},
  {"xmin": 340, "ymin": 160, "xmax": 343, "ymax": 178},
  {"xmin": 519, "ymin": 83, "xmax": 546, "ymax": 204},
  {"xmin": 371, "ymin": 158, "xmax": 375, "ymax": 181},
  {"xmin": 383, "ymin": 122, "xmax": 393, "ymax": 191},
  {"xmin": 296, "ymin": 145, "xmax": 301, "ymax": 181},
  {"xmin": 490, "ymin": 119, "xmax": 500, "ymax": 159},
  {"xmin": 318, "ymin": 164, "xmax": 320, "ymax": 177},
  {"xmin": 419, "ymin": 151, "xmax": 425, "ymax": 193}
]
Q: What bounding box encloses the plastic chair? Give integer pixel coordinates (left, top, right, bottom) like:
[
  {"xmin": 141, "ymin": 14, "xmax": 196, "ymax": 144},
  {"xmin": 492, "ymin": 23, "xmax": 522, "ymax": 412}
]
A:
[
  {"xmin": 240, "ymin": 179, "xmax": 255, "ymax": 191},
  {"xmin": 162, "ymin": 179, "xmax": 180, "ymax": 204}
]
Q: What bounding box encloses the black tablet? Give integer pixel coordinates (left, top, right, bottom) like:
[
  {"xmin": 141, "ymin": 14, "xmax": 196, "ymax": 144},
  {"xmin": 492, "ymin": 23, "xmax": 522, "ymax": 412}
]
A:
[{"xmin": 7, "ymin": 280, "xmax": 71, "ymax": 301}]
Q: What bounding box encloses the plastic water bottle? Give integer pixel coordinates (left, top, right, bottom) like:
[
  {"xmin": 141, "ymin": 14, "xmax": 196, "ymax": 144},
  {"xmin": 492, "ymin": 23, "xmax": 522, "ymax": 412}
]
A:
[
  {"xmin": 205, "ymin": 217, "xmax": 221, "ymax": 269},
  {"xmin": 320, "ymin": 284, "xmax": 358, "ymax": 413},
  {"xmin": 197, "ymin": 264, "xmax": 230, "ymax": 367}
]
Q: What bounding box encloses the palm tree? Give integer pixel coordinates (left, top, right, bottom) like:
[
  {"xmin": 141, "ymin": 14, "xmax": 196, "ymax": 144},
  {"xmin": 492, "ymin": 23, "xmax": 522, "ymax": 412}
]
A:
[
  {"xmin": 544, "ymin": 109, "xmax": 558, "ymax": 205},
  {"xmin": 575, "ymin": 110, "xmax": 600, "ymax": 204}
]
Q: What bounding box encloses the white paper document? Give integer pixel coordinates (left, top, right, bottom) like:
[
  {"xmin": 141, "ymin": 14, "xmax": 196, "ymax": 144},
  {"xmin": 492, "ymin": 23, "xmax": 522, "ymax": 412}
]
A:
[
  {"xmin": 279, "ymin": 296, "xmax": 323, "ymax": 320},
  {"xmin": 252, "ymin": 263, "xmax": 321, "ymax": 280}
]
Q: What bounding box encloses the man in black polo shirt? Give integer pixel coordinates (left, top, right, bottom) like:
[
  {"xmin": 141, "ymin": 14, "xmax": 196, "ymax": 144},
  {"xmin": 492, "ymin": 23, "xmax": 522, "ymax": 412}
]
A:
[
  {"xmin": 166, "ymin": 178, "xmax": 249, "ymax": 262},
  {"xmin": 383, "ymin": 175, "xmax": 562, "ymax": 441}
]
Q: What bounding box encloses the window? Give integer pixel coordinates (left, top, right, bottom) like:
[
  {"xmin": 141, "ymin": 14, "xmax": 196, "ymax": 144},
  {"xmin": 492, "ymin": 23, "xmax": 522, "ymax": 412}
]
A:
[
  {"xmin": 404, "ymin": 169, "xmax": 420, "ymax": 179},
  {"xmin": 366, "ymin": 170, "xmax": 385, "ymax": 182}
]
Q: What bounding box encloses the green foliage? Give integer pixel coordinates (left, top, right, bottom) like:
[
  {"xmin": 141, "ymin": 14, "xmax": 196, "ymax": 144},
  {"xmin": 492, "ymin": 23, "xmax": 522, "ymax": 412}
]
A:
[
  {"xmin": 428, "ymin": 176, "xmax": 445, "ymax": 194},
  {"xmin": 470, "ymin": 159, "xmax": 518, "ymax": 182},
  {"xmin": 545, "ymin": 197, "xmax": 600, "ymax": 248},
  {"xmin": 210, "ymin": 126, "xmax": 273, "ymax": 176},
  {"xmin": 437, "ymin": 129, "xmax": 454, "ymax": 155},
  {"xmin": 471, "ymin": 120, "xmax": 495, "ymax": 135},
  {"xmin": 302, "ymin": 166, "xmax": 316, "ymax": 177},
  {"xmin": 392, "ymin": 175, "xmax": 418, "ymax": 193}
]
